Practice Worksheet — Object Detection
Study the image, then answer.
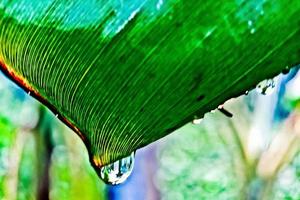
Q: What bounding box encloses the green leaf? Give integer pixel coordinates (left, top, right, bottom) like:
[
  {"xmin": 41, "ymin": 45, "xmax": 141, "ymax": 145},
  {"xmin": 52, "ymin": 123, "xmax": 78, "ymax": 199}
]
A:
[{"xmin": 0, "ymin": 0, "xmax": 299, "ymax": 171}]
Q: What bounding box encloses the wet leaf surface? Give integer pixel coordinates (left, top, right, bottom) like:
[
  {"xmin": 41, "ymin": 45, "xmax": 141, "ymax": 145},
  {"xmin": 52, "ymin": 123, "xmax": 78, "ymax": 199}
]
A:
[{"xmin": 0, "ymin": 0, "xmax": 299, "ymax": 169}]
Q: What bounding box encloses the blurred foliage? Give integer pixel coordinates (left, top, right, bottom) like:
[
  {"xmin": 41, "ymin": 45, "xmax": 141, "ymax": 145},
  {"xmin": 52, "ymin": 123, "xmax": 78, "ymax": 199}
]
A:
[
  {"xmin": 155, "ymin": 70, "xmax": 300, "ymax": 200},
  {"xmin": 0, "ymin": 117, "xmax": 15, "ymax": 199},
  {"xmin": 273, "ymin": 154, "xmax": 300, "ymax": 200},
  {"xmin": 0, "ymin": 73, "xmax": 106, "ymax": 200},
  {"xmin": 49, "ymin": 128, "xmax": 106, "ymax": 200},
  {"xmin": 156, "ymin": 122, "xmax": 241, "ymax": 200},
  {"xmin": 18, "ymin": 134, "xmax": 38, "ymax": 200}
]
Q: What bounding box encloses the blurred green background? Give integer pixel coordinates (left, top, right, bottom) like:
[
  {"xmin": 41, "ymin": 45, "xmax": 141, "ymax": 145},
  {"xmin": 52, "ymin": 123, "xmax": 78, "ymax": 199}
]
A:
[{"xmin": 0, "ymin": 67, "xmax": 300, "ymax": 200}]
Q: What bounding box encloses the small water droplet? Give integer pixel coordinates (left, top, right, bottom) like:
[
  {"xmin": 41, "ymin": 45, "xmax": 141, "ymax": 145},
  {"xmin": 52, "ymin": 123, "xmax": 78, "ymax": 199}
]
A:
[
  {"xmin": 247, "ymin": 20, "xmax": 253, "ymax": 26},
  {"xmin": 218, "ymin": 105, "xmax": 224, "ymax": 109},
  {"xmin": 247, "ymin": 20, "xmax": 256, "ymax": 34},
  {"xmin": 192, "ymin": 118, "xmax": 203, "ymax": 125},
  {"xmin": 245, "ymin": 90, "xmax": 249, "ymax": 95},
  {"xmin": 156, "ymin": 0, "xmax": 163, "ymax": 10},
  {"xmin": 27, "ymin": 91, "xmax": 31, "ymax": 95},
  {"xmin": 256, "ymin": 79, "xmax": 276, "ymax": 95},
  {"xmin": 100, "ymin": 152, "xmax": 135, "ymax": 185},
  {"xmin": 282, "ymin": 66, "xmax": 290, "ymax": 74}
]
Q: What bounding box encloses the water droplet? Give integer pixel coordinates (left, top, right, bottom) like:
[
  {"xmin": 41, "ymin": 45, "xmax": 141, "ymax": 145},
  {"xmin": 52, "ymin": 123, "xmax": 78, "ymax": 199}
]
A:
[
  {"xmin": 210, "ymin": 110, "xmax": 216, "ymax": 114},
  {"xmin": 256, "ymin": 79, "xmax": 276, "ymax": 95},
  {"xmin": 245, "ymin": 90, "xmax": 249, "ymax": 95},
  {"xmin": 282, "ymin": 66, "xmax": 290, "ymax": 74},
  {"xmin": 247, "ymin": 20, "xmax": 253, "ymax": 26},
  {"xmin": 217, "ymin": 105, "xmax": 224, "ymax": 109},
  {"xmin": 27, "ymin": 91, "xmax": 31, "ymax": 95},
  {"xmin": 247, "ymin": 20, "xmax": 256, "ymax": 34},
  {"xmin": 250, "ymin": 28, "xmax": 256, "ymax": 34},
  {"xmin": 192, "ymin": 118, "xmax": 203, "ymax": 125},
  {"xmin": 156, "ymin": 0, "xmax": 163, "ymax": 10},
  {"xmin": 100, "ymin": 152, "xmax": 135, "ymax": 185}
]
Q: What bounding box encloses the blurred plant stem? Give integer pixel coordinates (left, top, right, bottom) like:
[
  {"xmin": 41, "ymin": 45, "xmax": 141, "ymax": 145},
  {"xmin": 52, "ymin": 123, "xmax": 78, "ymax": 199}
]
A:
[
  {"xmin": 34, "ymin": 106, "xmax": 55, "ymax": 200},
  {"xmin": 221, "ymin": 95, "xmax": 300, "ymax": 199},
  {"xmin": 4, "ymin": 105, "xmax": 55, "ymax": 200},
  {"xmin": 257, "ymin": 113, "xmax": 300, "ymax": 200},
  {"xmin": 222, "ymin": 119, "xmax": 257, "ymax": 199},
  {"xmin": 4, "ymin": 129, "xmax": 27, "ymax": 200}
]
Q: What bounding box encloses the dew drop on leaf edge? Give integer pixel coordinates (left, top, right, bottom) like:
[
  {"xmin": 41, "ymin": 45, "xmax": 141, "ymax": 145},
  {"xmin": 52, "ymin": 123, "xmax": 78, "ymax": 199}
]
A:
[
  {"xmin": 192, "ymin": 118, "xmax": 203, "ymax": 125},
  {"xmin": 256, "ymin": 78, "xmax": 276, "ymax": 95},
  {"xmin": 282, "ymin": 66, "xmax": 290, "ymax": 75},
  {"xmin": 100, "ymin": 152, "xmax": 135, "ymax": 185}
]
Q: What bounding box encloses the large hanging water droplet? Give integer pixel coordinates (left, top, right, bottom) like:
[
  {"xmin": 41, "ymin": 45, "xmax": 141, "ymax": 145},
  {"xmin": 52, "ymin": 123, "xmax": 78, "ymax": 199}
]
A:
[
  {"xmin": 100, "ymin": 152, "xmax": 135, "ymax": 185},
  {"xmin": 256, "ymin": 79, "xmax": 276, "ymax": 95}
]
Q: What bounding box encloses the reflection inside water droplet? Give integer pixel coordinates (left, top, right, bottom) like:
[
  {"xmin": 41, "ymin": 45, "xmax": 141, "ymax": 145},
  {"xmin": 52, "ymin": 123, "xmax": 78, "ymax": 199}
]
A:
[
  {"xmin": 100, "ymin": 152, "xmax": 135, "ymax": 185},
  {"xmin": 256, "ymin": 79, "xmax": 276, "ymax": 95}
]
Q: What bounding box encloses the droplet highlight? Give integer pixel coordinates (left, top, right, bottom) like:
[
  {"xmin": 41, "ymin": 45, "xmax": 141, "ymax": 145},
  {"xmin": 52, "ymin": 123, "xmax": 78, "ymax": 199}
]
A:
[
  {"xmin": 256, "ymin": 79, "xmax": 276, "ymax": 95},
  {"xmin": 218, "ymin": 105, "xmax": 224, "ymax": 109},
  {"xmin": 247, "ymin": 20, "xmax": 256, "ymax": 34},
  {"xmin": 100, "ymin": 152, "xmax": 135, "ymax": 185},
  {"xmin": 192, "ymin": 118, "xmax": 203, "ymax": 125}
]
